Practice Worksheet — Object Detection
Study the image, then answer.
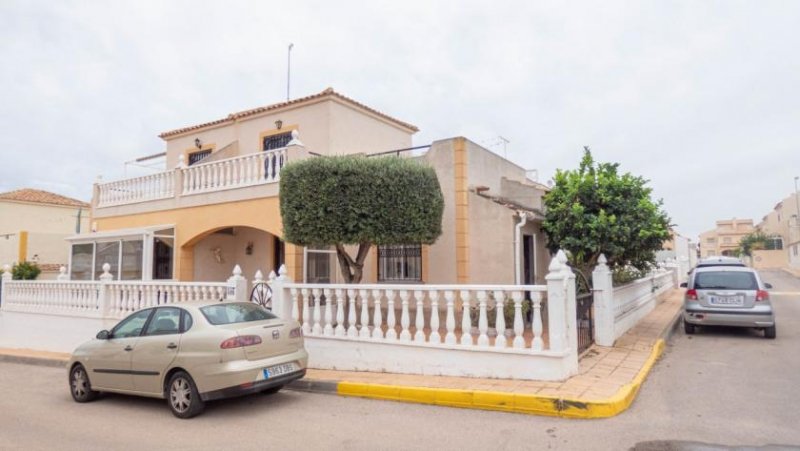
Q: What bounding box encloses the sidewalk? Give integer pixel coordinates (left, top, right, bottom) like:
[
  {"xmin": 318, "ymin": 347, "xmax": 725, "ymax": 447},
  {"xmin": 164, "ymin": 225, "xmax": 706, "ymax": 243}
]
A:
[{"xmin": 0, "ymin": 289, "xmax": 684, "ymax": 419}]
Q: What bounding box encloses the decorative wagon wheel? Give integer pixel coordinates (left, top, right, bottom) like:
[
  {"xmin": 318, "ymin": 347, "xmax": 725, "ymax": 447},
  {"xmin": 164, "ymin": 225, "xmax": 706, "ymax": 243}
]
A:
[{"xmin": 250, "ymin": 282, "xmax": 273, "ymax": 310}]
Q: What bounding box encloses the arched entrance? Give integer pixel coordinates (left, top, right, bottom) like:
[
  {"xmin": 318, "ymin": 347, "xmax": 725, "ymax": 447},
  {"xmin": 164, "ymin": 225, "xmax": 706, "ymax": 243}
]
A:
[{"xmin": 183, "ymin": 226, "xmax": 284, "ymax": 283}]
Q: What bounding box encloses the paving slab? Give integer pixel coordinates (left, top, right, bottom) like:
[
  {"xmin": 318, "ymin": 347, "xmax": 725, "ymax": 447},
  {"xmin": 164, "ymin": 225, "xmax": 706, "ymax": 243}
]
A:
[{"xmin": 0, "ymin": 288, "xmax": 684, "ymax": 418}]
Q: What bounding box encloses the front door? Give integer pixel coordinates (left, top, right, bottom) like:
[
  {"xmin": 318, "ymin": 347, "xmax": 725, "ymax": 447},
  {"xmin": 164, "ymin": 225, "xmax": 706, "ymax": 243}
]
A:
[
  {"xmin": 131, "ymin": 307, "xmax": 182, "ymax": 395},
  {"xmin": 523, "ymin": 234, "xmax": 535, "ymax": 284}
]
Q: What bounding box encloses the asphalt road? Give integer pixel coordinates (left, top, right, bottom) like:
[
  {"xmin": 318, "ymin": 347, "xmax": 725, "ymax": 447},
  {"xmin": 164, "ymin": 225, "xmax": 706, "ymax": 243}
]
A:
[{"xmin": 1, "ymin": 270, "xmax": 798, "ymax": 451}]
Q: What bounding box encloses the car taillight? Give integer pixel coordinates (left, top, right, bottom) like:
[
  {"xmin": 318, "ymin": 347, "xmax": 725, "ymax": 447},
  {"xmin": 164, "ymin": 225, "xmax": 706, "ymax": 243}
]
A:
[
  {"xmin": 686, "ymin": 289, "xmax": 698, "ymax": 301},
  {"xmin": 756, "ymin": 290, "xmax": 769, "ymax": 302},
  {"xmin": 220, "ymin": 335, "xmax": 262, "ymax": 349},
  {"xmin": 289, "ymin": 327, "xmax": 303, "ymax": 338}
]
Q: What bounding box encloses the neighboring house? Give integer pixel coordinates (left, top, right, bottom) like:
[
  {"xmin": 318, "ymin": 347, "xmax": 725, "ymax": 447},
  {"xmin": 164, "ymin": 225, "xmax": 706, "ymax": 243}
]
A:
[
  {"xmin": 0, "ymin": 189, "xmax": 90, "ymax": 279},
  {"xmin": 72, "ymin": 88, "xmax": 550, "ymax": 286},
  {"xmin": 659, "ymin": 229, "xmax": 696, "ymax": 277},
  {"xmin": 756, "ymin": 191, "xmax": 799, "ymax": 269},
  {"xmin": 698, "ymin": 218, "xmax": 755, "ymax": 258}
]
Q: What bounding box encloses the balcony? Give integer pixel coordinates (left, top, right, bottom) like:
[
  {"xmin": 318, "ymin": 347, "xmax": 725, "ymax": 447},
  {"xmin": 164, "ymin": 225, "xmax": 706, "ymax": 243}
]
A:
[{"xmin": 93, "ymin": 142, "xmax": 312, "ymax": 217}]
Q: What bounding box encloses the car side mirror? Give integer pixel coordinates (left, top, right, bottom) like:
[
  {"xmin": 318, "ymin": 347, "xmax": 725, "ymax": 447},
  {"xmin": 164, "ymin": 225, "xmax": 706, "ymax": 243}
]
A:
[
  {"xmin": 679, "ymin": 282, "xmax": 687, "ymax": 288},
  {"xmin": 764, "ymin": 283, "xmax": 773, "ymax": 289},
  {"xmin": 96, "ymin": 330, "xmax": 110, "ymax": 340}
]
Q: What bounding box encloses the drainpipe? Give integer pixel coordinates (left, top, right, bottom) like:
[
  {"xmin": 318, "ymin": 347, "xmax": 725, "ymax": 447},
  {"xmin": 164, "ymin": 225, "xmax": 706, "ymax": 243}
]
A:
[{"xmin": 514, "ymin": 211, "xmax": 528, "ymax": 285}]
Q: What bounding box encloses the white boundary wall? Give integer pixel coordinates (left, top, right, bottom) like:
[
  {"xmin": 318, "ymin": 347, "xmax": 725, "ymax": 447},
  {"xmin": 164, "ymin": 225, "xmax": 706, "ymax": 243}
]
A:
[{"xmin": 593, "ymin": 255, "xmax": 678, "ymax": 346}]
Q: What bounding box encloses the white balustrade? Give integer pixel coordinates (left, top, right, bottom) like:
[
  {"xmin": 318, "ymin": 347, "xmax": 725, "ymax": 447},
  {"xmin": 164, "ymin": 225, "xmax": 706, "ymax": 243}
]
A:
[
  {"xmin": 97, "ymin": 171, "xmax": 175, "ymax": 207},
  {"xmin": 96, "ymin": 148, "xmax": 288, "ymax": 208},
  {"xmin": 181, "ymin": 149, "xmax": 287, "ymax": 196},
  {"xmin": 281, "ymin": 282, "xmax": 550, "ymax": 354},
  {"xmin": 0, "ymin": 279, "xmax": 227, "ymax": 319}
]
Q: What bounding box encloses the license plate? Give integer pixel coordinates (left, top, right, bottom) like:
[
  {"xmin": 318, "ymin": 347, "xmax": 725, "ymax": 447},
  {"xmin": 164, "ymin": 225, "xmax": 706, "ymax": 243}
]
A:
[
  {"xmin": 261, "ymin": 362, "xmax": 298, "ymax": 380},
  {"xmin": 708, "ymin": 295, "xmax": 744, "ymax": 306}
]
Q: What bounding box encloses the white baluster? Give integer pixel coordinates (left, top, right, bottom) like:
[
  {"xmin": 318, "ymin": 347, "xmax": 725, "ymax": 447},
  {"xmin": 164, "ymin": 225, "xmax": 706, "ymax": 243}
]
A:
[
  {"xmin": 477, "ymin": 290, "xmax": 489, "ymax": 347},
  {"xmin": 494, "ymin": 290, "xmax": 507, "ymax": 349},
  {"xmin": 444, "ymin": 290, "xmax": 456, "ymax": 345},
  {"xmin": 300, "ymin": 289, "xmax": 310, "ymax": 334},
  {"xmin": 399, "ymin": 290, "xmax": 411, "ymax": 342},
  {"xmin": 359, "ymin": 289, "xmax": 370, "ymax": 339},
  {"xmin": 429, "ymin": 290, "xmax": 441, "ymax": 344},
  {"xmin": 371, "ymin": 289, "xmax": 383, "ymax": 340},
  {"xmin": 512, "ymin": 291, "xmax": 525, "ymax": 349},
  {"xmin": 290, "ymin": 288, "xmax": 300, "ymax": 322},
  {"xmin": 312, "ymin": 288, "xmax": 322, "ymax": 335},
  {"xmin": 460, "ymin": 290, "xmax": 472, "ymax": 347},
  {"xmin": 346, "ymin": 289, "xmax": 358, "ymax": 338},
  {"xmin": 334, "ymin": 288, "xmax": 346, "ymax": 336},
  {"xmin": 414, "ymin": 290, "xmax": 426, "ymax": 343},
  {"xmin": 385, "ymin": 289, "xmax": 397, "ymax": 340},
  {"xmin": 322, "ymin": 288, "xmax": 334, "ymax": 336},
  {"xmin": 531, "ymin": 291, "xmax": 544, "ymax": 351}
]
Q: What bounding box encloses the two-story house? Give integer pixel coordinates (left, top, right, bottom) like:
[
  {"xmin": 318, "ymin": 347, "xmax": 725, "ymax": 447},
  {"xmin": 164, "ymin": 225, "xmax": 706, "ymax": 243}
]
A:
[{"xmin": 69, "ymin": 88, "xmax": 550, "ymax": 287}]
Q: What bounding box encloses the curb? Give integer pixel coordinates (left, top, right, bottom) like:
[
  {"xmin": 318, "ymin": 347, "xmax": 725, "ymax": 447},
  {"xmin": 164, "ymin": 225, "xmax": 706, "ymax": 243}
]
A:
[
  {"xmin": 287, "ymin": 338, "xmax": 669, "ymax": 419},
  {"xmin": 0, "ymin": 353, "xmax": 68, "ymax": 369}
]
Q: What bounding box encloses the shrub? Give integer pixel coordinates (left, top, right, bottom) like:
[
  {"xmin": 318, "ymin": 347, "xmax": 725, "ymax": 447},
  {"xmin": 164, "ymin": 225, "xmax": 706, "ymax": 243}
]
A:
[{"xmin": 12, "ymin": 261, "xmax": 41, "ymax": 280}]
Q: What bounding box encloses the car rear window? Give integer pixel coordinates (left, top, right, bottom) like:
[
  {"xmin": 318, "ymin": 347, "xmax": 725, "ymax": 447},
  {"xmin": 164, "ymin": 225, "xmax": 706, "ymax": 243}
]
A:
[
  {"xmin": 694, "ymin": 272, "xmax": 758, "ymax": 290},
  {"xmin": 200, "ymin": 303, "xmax": 277, "ymax": 325}
]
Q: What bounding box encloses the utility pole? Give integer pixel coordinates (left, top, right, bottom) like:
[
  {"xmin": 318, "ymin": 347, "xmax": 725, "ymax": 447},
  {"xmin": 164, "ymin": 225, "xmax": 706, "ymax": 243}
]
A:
[{"xmin": 287, "ymin": 43, "xmax": 294, "ymax": 101}]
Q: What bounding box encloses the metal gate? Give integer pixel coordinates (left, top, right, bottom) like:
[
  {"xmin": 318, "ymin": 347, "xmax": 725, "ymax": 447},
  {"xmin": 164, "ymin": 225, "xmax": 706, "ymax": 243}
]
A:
[{"xmin": 573, "ymin": 269, "xmax": 594, "ymax": 354}]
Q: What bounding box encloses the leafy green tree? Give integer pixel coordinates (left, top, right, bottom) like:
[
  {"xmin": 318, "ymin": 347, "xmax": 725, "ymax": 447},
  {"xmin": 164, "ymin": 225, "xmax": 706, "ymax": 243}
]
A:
[
  {"xmin": 542, "ymin": 147, "xmax": 671, "ymax": 280},
  {"xmin": 737, "ymin": 231, "xmax": 781, "ymax": 256},
  {"xmin": 280, "ymin": 156, "xmax": 444, "ymax": 283},
  {"xmin": 12, "ymin": 261, "xmax": 41, "ymax": 280}
]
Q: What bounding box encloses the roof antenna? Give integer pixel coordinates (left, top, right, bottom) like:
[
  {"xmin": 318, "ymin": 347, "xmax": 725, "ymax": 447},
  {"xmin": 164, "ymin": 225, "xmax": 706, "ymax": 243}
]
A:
[{"xmin": 287, "ymin": 43, "xmax": 294, "ymax": 101}]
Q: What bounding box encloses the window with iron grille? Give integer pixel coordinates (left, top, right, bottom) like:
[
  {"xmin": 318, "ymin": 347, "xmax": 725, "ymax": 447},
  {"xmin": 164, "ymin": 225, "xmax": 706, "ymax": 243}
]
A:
[
  {"xmin": 263, "ymin": 132, "xmax": 293, "ymax": 151},
  {"xmin": 188, "ymin": 150, "xmax": 212, "ymax": 165},
  {"xmin": 378, "ymin": 245, "xmax": 422, "ymax": 282}
]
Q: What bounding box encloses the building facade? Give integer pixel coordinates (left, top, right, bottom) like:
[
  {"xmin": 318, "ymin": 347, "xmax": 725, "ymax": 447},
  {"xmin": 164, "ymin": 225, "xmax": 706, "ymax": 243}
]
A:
[
  {"xmin": 698, "ymin": 218, "xmax": 755, "ymax": 259},
  {"xmin": 756, "ymin": 190, "xmax": 800, "ymax": 269},
  {"xmin": 72, "ymin": 89, "xmax": 550, "ymax": 287},
  {"xmin": 0, "ymin": 189, "xmax": 90, "ymax": 279}
]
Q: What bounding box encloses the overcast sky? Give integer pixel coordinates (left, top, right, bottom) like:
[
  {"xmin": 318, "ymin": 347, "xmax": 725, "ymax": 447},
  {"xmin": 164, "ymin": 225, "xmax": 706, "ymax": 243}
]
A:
[{"xmin": 1, "ymin": 0, "xmax": 798, "ymax": 240}]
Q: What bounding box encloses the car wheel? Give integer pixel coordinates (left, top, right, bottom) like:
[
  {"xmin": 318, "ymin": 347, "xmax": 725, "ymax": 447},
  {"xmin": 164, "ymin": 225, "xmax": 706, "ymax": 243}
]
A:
[
  {"xmin": 69, "ymin": 364, "xmax": 99, "ymax": 403},
  {"xmin": 764, "ymin": 325, "xmax": 776, "ymax": 339},
  {"xmin": 684, "ymin": 320, "xmax": 696, "ymax": 335},
  {"xmin": 262, "ymin": 385, "xmax": 284, "ymax": 395},
  {"xmin": 167, "ymin": 371, "xmax": 205, "ymax": 419}
]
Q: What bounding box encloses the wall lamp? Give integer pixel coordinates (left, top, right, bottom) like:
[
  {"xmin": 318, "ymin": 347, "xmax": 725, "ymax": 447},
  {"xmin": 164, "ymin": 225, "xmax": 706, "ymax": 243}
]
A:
[{"xmin": 194, "ymin": 138, "xmax": 202, "ymax": 149}]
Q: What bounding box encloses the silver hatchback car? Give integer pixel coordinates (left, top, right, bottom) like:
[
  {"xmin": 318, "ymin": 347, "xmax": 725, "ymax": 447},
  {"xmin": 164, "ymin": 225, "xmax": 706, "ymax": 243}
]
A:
[
  {"xmin": 682, "ymin": 266, "xmax": 775, "ymax": 338},
  {"xmin": 68, "ymin": 302, "xmax": 308, "ymax": 418}
]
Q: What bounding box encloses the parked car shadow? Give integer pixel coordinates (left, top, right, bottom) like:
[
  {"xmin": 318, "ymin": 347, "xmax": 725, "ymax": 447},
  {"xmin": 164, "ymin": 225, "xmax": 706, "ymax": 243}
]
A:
[
  {"xmin": 84, "ymin": 389, "xmax": 302, "ymax": 419},
  {"xmin": 685, "ymin": 325, "xmax": 768, "ymax": 340}
]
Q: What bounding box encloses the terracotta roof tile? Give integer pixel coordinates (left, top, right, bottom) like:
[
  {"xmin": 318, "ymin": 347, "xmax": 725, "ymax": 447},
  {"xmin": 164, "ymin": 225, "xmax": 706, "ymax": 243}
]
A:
[
  {"xmin": 158, "ymin": 87, "xmax": 418, "ymax": 138},
  {"xmin": 0, "ymin": 189, "xmax": 89, "ymax": 208}
]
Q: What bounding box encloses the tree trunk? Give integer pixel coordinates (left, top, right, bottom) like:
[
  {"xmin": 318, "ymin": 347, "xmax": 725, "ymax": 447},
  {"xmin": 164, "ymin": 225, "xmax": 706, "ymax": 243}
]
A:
[{"xmin": 335, "ymin": 242, "xmax": 372, "ymax": 283}]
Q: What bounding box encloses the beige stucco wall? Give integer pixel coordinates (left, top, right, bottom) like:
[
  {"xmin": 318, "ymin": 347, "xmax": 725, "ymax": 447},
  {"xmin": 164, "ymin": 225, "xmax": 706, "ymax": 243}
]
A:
[
  {"xmin": 751, "ymin": 249, "xmax": 788, "ymax": 269},
  {"xmin": 0, "ymin": 200, "xmax": 89, "ymax": 267},
  {"xmin": 163, "ymin": 98, "xmax": 414, "ymax": 168},
  {"xmin": 193, "ymin": 227, "xmax": 274, "ymax": 283},
  {"xmin": 422, "ymin": 139, "xmax": 458, "ymax": 284},
  {"xmin": 698, "ymin": 218, "xmax": 754, "ymax": 258}
]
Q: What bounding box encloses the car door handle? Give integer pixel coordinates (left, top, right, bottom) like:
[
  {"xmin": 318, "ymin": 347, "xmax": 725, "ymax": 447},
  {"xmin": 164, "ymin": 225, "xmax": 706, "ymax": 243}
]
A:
[
  {"xmin": 166, "ymin": 343, "xmax": 178, "ymax": 349},
  {"xmin": 124, "ymin": 345, "xmax": 133, "ymax": 351}
]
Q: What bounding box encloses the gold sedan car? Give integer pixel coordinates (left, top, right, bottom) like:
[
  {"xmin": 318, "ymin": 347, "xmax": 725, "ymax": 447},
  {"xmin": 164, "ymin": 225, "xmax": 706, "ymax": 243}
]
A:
[{"xmin": 68, "ymin": 302, "xmax": 307, "ymax": 418}]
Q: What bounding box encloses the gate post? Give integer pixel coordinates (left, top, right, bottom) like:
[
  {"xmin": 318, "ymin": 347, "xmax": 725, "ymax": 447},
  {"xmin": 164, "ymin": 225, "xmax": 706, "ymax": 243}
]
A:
[
  {"xmin": 226, "ymin": 265, "xmax": 247, "ymax": 302},
  {"xmin": 546, "ymin": 250, "xmax": 579, "ymax": 375},
  {"xmin": 592, "ymin": 254, "xmax": 616, "ymax": 346},
  {"xmin": 270, "ymin": 265, "xmax": 294, "ymax": 321}
]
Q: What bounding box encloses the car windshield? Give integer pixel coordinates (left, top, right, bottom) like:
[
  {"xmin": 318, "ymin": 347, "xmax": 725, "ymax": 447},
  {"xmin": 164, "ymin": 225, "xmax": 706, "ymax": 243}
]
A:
[
  {"xmin": 200, "ymin": 303, "xmax": 277, "ymax": 325},
  {"xmin": 695, "ymin": 271, "xmax": 758, "ymax": 290}
]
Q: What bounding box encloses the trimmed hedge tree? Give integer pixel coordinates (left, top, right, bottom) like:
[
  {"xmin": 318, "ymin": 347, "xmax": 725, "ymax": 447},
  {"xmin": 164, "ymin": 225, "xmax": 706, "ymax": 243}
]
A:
[
  {"xmin": 542, "ymin": 147, "xmax": 671, "ymax": 281},
  {"xmin": 280, "ymin": 156, "xmax": 444, "ymax": 283}
]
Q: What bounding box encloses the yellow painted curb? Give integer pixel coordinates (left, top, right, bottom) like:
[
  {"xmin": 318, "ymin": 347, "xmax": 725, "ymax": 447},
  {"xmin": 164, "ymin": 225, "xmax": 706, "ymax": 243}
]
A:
[{"xmin": 335, "ymin": 339, "xmax": 667, "ymax": 419}]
